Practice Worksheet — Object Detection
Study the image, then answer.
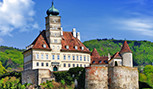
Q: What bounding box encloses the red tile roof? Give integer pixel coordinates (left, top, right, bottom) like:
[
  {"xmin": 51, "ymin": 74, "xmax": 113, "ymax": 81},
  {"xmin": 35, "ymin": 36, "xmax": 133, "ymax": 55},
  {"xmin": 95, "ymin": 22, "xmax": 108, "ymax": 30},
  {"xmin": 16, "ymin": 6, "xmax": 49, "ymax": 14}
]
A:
[
  {"xmin": 31, "ymin": 30, "xmax": 51, "ymax": 50},
  {"xmin": 61, "ymin": 32, "xmax": 90, "ymax": 53},
  {"xmin": 27, "ymin": 30, "xmax": 90, "ymax": 53},
  {"xmin": 120, "ymin": 41, "xmax": 132, "ymax": 54},
  {"xmin": 91, "ymin": 56, "xmax": 108, "ymax": 65},
  {"xmin": 91, "ymin": 48, "xmax": 100, "ymax": 57},
  {"xmin": 90, "ymin": 48, "xmax": 108, "ymax": 65}
]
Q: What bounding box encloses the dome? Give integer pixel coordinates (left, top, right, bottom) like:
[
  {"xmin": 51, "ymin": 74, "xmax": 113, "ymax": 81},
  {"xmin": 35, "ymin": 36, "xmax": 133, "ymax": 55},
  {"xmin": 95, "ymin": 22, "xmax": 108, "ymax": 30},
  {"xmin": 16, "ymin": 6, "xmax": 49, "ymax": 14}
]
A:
[{"xmin": 46, "ymin": 2, "xmax": 59, "ymax": 16}]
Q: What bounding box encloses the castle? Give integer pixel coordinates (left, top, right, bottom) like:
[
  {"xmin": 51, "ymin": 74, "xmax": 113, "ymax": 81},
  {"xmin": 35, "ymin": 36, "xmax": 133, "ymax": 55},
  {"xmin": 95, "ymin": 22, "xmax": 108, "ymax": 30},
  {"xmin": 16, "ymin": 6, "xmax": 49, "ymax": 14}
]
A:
[{"xmin": 22, "ymin": 2, "xmax": 139, "ymax": 89}]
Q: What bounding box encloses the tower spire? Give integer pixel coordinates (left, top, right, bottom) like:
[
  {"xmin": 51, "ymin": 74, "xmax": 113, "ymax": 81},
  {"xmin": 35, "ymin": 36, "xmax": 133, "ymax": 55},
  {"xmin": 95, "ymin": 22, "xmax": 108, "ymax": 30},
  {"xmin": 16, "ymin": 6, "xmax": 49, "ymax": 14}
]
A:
[{"xmin": 46, "ymin": 0, "xmax": 59, "ymax": 16}]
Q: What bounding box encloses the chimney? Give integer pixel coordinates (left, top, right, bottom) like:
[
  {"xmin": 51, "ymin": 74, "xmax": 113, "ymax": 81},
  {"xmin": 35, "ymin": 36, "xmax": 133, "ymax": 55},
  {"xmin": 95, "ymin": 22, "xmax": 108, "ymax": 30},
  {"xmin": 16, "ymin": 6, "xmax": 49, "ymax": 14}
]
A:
[
  {"xmin": 108, "ymin": 53, "xmax": 111, "ymax": 61},
  {"xmin": 61, "ymin": 27, "xmax": 63, "ymax": 36},
  {"xmin": 77, "ymin": 32, "xmax": 80, "ymax": 40},
  {"xmin": 72, "ymin": 28, "xmax": 76, "ymax": 37}
]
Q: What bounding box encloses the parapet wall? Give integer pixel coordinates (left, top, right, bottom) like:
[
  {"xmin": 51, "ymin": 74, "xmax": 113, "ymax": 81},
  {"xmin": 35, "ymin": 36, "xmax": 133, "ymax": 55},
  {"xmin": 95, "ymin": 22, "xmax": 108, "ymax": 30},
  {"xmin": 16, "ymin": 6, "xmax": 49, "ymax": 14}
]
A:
[
  {"xmin": 85, "ymin": 66, "xmax": 108, "ymax": 89},
  {"xmin": 108, "ymin": 66, "xmax": 139, "ymax": 89}
]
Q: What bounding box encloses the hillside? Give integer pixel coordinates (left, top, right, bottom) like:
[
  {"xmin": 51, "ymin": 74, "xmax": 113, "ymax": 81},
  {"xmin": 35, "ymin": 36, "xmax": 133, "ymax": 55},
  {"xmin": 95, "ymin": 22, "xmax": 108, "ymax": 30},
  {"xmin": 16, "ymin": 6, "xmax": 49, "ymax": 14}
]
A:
[
  {"xmin": 0, "ymin": 39, "xmax": 153, "ymax": 69},
  {"xmin": 0, "ymin": 46, "xmax": 24, "ymax": 71},
  {"xmin": 83, "ymin": 39, "xmax": 153, "ymax": 66}
]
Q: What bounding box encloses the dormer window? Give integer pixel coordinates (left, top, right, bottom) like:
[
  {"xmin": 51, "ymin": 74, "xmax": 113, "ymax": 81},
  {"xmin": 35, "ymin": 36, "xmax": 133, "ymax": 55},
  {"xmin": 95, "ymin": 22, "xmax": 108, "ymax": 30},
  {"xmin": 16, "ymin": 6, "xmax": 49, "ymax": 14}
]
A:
[
  {"xmin": 75, "ymin": 46, "xmax": 78, "ymax": 50},
  {"xmin": 92, "ymin": 61, "xmax": 95, "ymax": 64},
  {"xmin": 99, "ymin": 61, "xmax": 102, "ymax": 63},
  {"xmin": 43, "ymin": 44, "xmax": 46, "ymax": 48},
  {"xmin": 81, "ymin": 46, "xmax": 84, "ymax": 50},
  {"xmin": 66, "ymin": 45, "xmax": 69, "ymax": 49}
]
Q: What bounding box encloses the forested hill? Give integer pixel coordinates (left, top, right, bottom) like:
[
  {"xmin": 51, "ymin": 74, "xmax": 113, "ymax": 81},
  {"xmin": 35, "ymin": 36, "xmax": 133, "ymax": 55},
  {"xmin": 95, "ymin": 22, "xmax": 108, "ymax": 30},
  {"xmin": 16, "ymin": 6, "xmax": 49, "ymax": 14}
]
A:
[
  {"xmin": 0, "ymin": 46, "xmax": 24, "ymax": 71},
  {"xmin": 83, "ymin": 39, "xmax": 153, "ymax": 66}
]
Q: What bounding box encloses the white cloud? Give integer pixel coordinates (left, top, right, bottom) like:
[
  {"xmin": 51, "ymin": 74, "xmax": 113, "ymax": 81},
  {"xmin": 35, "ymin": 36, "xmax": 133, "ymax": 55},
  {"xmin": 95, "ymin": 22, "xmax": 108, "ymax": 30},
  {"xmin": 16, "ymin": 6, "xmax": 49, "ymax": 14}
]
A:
[
  {"xmin": 115, "ymin": 18, "xmax": 153, "ymax": 37},
  {"xmin": 0, "ymin": 0, "xmax": 38, "ymax": 36}
]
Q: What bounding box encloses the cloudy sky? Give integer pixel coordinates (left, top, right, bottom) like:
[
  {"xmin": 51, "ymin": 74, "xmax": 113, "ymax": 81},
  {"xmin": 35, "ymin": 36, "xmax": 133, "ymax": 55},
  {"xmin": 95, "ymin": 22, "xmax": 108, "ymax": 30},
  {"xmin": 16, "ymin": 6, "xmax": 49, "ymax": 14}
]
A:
[{"xmin": 0, "ymin": 0, "xmax": 153, "ymax": 49}]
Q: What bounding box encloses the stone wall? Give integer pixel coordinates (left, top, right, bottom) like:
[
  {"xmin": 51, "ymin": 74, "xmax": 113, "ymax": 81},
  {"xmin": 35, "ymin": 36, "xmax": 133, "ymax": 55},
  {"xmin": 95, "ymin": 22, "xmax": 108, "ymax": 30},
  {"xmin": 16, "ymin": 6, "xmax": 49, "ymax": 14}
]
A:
[
  {"xmin": 22, "ymin": 69, "xmax": 55, "ymax": 85},
  {"xmin": 22, "ymin": 69, "xmax": 38, "ymax": 86},
  {"xmin": 85, "ymin": 66, "xmax": 108, "ymax": 89},
  {"xmin": 108, "ymin": 66, "xmax": 139, "ymax": 89}
]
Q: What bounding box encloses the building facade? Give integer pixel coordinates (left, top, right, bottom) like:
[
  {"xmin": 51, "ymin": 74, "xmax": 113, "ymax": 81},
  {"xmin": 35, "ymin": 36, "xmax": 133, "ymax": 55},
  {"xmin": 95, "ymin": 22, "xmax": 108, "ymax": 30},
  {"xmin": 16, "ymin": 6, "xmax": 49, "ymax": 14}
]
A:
[{"xmin": 22, "ymin": 2, "xmax": 91, "ymax": 85}]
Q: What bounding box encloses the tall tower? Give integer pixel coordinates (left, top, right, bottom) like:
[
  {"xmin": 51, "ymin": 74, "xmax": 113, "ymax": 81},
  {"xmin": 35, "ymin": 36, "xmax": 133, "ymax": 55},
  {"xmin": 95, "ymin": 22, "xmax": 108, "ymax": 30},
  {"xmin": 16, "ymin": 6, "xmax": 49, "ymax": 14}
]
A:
[
  {"xmin": 120, "ymin": 41, "xmax": 133, "ymax": 67},
  {"xmin": 45, "ymin": 2, "xmax": 62, "ymax": 52}
]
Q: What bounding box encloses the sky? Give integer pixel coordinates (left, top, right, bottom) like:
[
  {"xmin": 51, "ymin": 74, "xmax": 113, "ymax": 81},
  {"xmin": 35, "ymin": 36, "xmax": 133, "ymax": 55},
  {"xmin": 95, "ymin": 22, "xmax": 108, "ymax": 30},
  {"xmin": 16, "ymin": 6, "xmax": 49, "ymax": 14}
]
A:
[{"xmin": 0, "ymin": 0, "xmax": 153, "ymax": 49}]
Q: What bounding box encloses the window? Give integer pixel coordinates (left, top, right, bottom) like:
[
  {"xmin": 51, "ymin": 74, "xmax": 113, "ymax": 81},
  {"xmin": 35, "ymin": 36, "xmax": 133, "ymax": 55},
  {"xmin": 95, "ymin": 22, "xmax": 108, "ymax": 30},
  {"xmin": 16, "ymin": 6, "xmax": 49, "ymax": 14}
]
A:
[
  {"xmin": 54, "ymin": 39, "xmax": 57, "ymax": 43},
  {"xmin": 57, "ymin": 46, "xmax": 60, "ymax": 49},
  {"xmin": 46, "ymin": 54, "xmax": 48, "ymax": 59},
  {"xmin": 84, "ymin": 56, "xmax": 86, "ymax": 61},
  {"xmin": 46, "ymin": 63, "xmax": 48, "ymax": 66},
  {"xmin": 68, "ymin": 55, "xmax": 70, "ymax": 60},
  {"xmin": 52, "ymin": 55, "xmax": 55, "ymax": 60},
  {"xmin": 77, "ymin": 64, "xmax": 79, "ymax": 67},
  {"xmin": 80, "ymin": 64, "xmax": 82, "ymax": 67},
  {"xmin": 68, "ymin": 64, "xmax": 71, "ymax": 67},
  {"xmin": 75, "ymin": 46, "xmax": 78, "ymax": 50},
  {"xmin": 63, "ymin": 55, "xmax": 66, "ymax": 60},
  {"xmin": 73, "ymin": 64, "xmax": 75, "ymax": 67},
  {"xmin": 36, "ymin": 54, "xmax": 39, "ymax": 59},
  {"xmin": 43, "ymin": 44, "xmax": 46, "ymax": 48},
  {"xmin": 77, "ymin": 56, "xmax": 79, "ymax": 60},
  {"xmin": 41, "ymin": 54, "xmax": 44, "ymax": 59},
  {"xmin": 80, "ymin": 56, "xmax": 82, "ymax": 61},
  {"xmin": 52, "ymin": 46, "xmax": 55, "ymax": 49},
  {"xmin": 66, "ymin": 45, "xmax": 69, "ymax": 49},
  {"xmin": 42, "ymin": 63, "xmax": 44, "ymax": 66},
  {"xmin": 92, "ymin": 61, "xmax": 95, "ymax": 64},
  {"xmin": 99, "ymin": 61, "xmax": 102, "ymax": 63},
  {"xmin": 57, "ymin": 55, "xmax": 60, "ymax": 60},
  {"xmin": 84, "ymin": 65, "xmax": 86, "ymax": 67},
  {"xmin": 37, "ymin": 62, "xmax": 39, "ymax": 66},
  {"xmin": 64, "ymin": 64, "xmax": 66, "ymax": 67},
  {"xmin": 73, "ymin": 56, "xmax": 75, "ymax": 60},
  {"xmin": 81, "ymin": 47, "xmax": 84, "ymax": 50},
  {"xmin": 87, "ymin": 56, "xmax": 89, "ymax": 61}
]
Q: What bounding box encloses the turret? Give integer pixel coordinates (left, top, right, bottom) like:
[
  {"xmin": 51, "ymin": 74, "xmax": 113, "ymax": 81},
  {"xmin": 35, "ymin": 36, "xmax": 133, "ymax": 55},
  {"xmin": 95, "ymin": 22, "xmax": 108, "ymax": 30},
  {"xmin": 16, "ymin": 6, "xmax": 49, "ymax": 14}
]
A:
[{"xmin": 120, "ymin": 41, "xmax": 133, "ymax": 67}]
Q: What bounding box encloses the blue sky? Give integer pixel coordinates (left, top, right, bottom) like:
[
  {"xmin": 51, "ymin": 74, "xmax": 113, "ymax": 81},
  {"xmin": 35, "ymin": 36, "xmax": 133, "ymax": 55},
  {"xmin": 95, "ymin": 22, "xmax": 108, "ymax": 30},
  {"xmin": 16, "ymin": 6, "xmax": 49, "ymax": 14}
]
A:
[{"xmin": 0, "ymin": 0, "xmax": 153, "ymax": 49}]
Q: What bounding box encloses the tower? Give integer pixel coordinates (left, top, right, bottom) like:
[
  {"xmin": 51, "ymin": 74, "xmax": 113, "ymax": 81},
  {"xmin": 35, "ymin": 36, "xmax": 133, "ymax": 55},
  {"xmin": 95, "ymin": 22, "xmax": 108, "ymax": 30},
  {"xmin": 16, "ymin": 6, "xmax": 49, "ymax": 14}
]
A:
[
  {"xmin": 45, "ymin": 2, "xmax": 62, "ymax": 52},
  {"xmin": 120, "ymin": 41, "xmax": 133, "ymax": 67}
]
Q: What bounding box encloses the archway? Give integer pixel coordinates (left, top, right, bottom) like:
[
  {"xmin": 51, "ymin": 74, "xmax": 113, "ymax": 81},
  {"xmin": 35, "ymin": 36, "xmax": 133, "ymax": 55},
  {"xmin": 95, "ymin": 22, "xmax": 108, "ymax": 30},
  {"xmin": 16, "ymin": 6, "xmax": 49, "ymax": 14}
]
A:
[{"xmin": 53, "ymin": 66, "xmax": 58, "ymax": 71}]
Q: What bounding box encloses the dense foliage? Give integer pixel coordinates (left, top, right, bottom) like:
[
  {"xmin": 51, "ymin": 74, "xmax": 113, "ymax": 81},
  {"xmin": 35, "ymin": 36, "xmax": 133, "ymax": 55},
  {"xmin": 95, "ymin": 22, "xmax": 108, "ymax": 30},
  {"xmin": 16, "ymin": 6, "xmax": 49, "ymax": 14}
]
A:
[
  {"xmin": 139, "ymin": 65, "xmax": 153, "ymax": 88},
  {"xmin": 40, "ymin": 80, "xmax": 75, "ymax": 89},
  {"xmin": 0, "ymin": 62, "xmax": 6, "ymax": 76},
  {"xmin": 54, "ymin": 67, "xmax": 85, "ymax": 89},
  {"xmin": 83, "ymin": 39, "xmax": 153, "ymax": 66},
  {"xmin": 0, "ymin": 46, "xmax": 24, "ymax": 70}
]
